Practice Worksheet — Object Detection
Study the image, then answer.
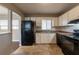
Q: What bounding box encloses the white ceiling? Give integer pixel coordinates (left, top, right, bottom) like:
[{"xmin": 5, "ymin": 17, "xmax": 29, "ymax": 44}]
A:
[{"xmin": 14, "ymin": 3, "xmax": 78, "ymax": 16}]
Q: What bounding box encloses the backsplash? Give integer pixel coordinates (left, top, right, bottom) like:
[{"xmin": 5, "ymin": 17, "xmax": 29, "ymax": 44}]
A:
[{"xmin": 58, "ymin": 24, "xmax": 79, "ymax": 32}]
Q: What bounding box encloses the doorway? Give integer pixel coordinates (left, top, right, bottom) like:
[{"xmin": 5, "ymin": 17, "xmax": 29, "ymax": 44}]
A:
[{"xmin": 12, "ymin": 11, "xmax": 21, "ymax": 51}]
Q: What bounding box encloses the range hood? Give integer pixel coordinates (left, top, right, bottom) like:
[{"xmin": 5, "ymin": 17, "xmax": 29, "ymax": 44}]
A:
[{"xmin": 68, "ymin": 19, "xmax": 79, "ymax": 24}]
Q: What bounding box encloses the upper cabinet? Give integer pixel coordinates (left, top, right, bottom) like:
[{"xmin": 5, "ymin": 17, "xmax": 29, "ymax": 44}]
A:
[
  {"xmin": 59, "ymin": 12, "xmax": 69, "ymax": 26},
  {"xmin": 52, "ymin": 17, "xmax": 58, "ymax": 26},
  {"xmin": 35, "ymin": 17, "xmax": 42, "ymax": 27},
  {"xmin": 68, "ymin": 5, "xmax": 79, "ymax": 21},
  {"xmin": 25, "ymin": 17, "xmax": 58, "ymax": 27},
  {"xmin": 59, "ymin": 5, "xmax": 79, "ymax": 26}
]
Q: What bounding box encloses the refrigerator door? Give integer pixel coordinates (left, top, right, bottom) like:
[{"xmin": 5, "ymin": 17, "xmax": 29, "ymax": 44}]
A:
[{"xmin": 21, "ymin": 21, "xmax": 35, "ymax": 45}]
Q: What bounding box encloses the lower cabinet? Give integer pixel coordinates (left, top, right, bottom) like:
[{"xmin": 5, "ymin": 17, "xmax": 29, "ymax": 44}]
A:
[
  {"xmin": 41, "ymin": 33, "xmax": 48, "ymax": 43},
  {"xmin": 56, "ymin": 33, "xmax": 79, "ymax": 55},
  {"xmin": 36, "ymin": 33, "xmax": 56, "ymax": 44},
  {"xmin": 36, "ymin": 33, "xmax": 41, "ymax": 43}
]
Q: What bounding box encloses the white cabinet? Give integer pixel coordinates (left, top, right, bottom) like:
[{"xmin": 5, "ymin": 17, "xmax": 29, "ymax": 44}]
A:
[
  {"xmin": 35, "ymin": 17, "xmax": 42, "ymax": 27},
  {"xmin": 52, "ymin": 17, "xmax": 58, "ymax": 26},
  {"xmin": 36, "ymin": 33, "xmax": 41, "ymax": 43},
  {"xmin": 36, "ymin": 33, "xmax": 56, "ymax": 44},
  {"xmin": 59, "ymin": 5, "xmax": 79, "ymax": 26},
  {"xmin": 59, "ymin": 15, "xmax": 62, "ymax": 26},
  {"xmin": 62, "ymin": 12, "xmax": 69, "ymax": 25},
  {"xmin": 59, "ymin": 12, "xmax": 69, "ymax": 26},
  {"xmin": 30, "ymin": 17, "xmax": 36, "ymax": 21},
  {"xmin": 41, "ymin": 33, "xmax": 56, "ymax": 43},
  {"xmin": 59, "ymin": 15, "xmax": 63, "ymax": 26},
  {"xmin": 68, "ymin": 5, "xmax": 79, "ymax": 21},
  {"xmin": 46, "ymin": 33, "xmax": 56, "ymax": 43},
  {"xmin": 41, "ymin": 33, "xmax": 48, "ymax": 43}
]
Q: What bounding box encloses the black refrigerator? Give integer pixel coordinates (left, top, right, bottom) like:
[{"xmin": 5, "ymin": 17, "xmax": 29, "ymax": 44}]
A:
[{"xmin": 21, "ymin": 21, "xmax": 35, "ymax": 46}]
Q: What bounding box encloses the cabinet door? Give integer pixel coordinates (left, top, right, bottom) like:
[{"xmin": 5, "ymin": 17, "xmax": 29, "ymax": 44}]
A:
[
  {"xmin": 31, "ymin": 17, "xmax": 36, "ymax": 21},
  {"xmin": 41, "ymin": 33, "xmax": 48, "ymax": 43},
  {"xmin": 58, "ymin": 5, "xmax": 79, "ymax": 26},
  {"xmin": 59, "ymin": 15, "xmax": 65, "ymax": 26},
  {"xmin": 68, "ymin": 5, "xmax": 79, "ymax": 21},
  {"xmin": 35, "ymin": 17, "xmax": 42, "ymax": 27},
  {"xmin": 59, "ymin": 12, "xmax": 69, "ymax": 26},
  {"xmin": 36, "ymin": 33, "xmax": 41, "ymax": 43},
  {"xmin": 59, "ymin": 16, "xmax": 62, "ymax": 26},
  {"xmin": 52, "ymin": 17, "xmax": 58, "ymax": 26},
  {"xmin": 40, "ymin": 33, "xmax": 56, "ymax": 43},
  {"xmin": 48, "ymin": 33, "xmax": 56, "ymax": 44},
  {"xmin": 62, "ymin": 13, "xmax": 69, "ymax": 25}
]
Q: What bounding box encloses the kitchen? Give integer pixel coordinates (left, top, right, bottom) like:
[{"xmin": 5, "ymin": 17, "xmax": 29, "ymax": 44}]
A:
[
  {"xmin": 12, "ymin": 4, "xmax": 79, "ymax": 55},
  {"xmin": 0, "ymin": 3, "xmax": 79, "ymax": 55}
]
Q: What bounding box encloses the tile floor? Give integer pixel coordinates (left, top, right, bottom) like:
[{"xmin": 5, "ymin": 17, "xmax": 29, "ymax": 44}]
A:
[{"xmin": 11, "ymin": 44, "xmax": 63, "ymax": 55}]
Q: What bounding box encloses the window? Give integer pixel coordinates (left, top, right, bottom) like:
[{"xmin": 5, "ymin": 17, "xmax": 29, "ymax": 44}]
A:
[
  {"xmin": 12, "ymin": 11, "xmax": 21, "ymax": 42},
  {"xmin": 0, "ymin": 5, "xmax": 9, "ymax": 33},
  {"xmin": 42, "ymin": 20, "xmax": 52, "ymax": 30},
  {"xmin": 12, "ymin": 12, "xmax": 20, "ymax": 30},
  {"xmin": 12, "ymin": 20, "xmax": 19, "ymax": 29},
  {"xmin": 0, "ymin": 20, "xmax": 8, "ymax": 30}
]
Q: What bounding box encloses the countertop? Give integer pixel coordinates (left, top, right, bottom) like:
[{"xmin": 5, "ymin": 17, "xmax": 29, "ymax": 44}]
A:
[
  {"xmin": 57, "ymin": 32, "xmax": 79, "ymax": 41},
  {"xmin": 35, "ymin": 30, "xmax": 79, "ymax": 41},
  {"xmin": 36, "ymin": 30, "xmax": 54, "ymax": 33},
  {"xmin": 36, "ymin": 30, "xmax": 74, "ymax": 33}
]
